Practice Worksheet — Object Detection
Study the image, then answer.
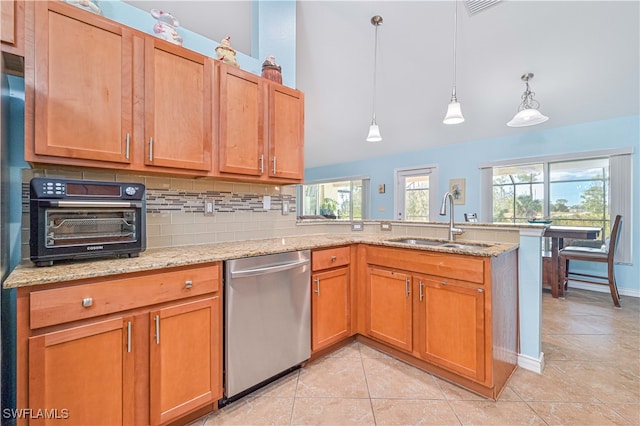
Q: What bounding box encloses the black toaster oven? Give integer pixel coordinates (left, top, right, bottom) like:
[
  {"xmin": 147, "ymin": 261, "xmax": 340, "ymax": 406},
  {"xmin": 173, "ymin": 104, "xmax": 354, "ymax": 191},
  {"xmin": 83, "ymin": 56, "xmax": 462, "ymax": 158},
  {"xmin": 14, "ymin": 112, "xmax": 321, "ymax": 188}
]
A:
[{"xmin": 30, "ymin": 178, "xmax": 146, "ymax": 267}]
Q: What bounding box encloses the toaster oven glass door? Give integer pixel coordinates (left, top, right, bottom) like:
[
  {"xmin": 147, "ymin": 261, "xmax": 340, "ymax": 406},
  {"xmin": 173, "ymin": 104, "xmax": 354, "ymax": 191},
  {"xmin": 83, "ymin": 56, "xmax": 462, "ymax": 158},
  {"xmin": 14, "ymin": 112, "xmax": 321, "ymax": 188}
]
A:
[{"xmin": 44, "ymin": 208, "xmax": 139, "ymax": 248}]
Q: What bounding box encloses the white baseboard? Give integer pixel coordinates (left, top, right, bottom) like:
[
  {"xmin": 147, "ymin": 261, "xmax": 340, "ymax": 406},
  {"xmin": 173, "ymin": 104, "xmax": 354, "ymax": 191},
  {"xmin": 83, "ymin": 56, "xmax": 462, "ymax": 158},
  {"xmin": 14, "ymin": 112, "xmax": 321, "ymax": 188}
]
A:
[
  {"xmin": 517, "ymin": 352, "xmax": 545, "ymax": 374},
  {"xmin": 568, "ymin": 281, "xmax": 640, "ymax": 298}
]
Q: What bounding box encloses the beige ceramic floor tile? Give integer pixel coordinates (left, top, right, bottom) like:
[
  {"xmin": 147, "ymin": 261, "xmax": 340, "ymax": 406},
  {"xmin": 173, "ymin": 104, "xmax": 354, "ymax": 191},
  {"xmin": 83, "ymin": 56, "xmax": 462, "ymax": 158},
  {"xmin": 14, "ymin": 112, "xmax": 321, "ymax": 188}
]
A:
[
  {"xmin": 434, "ymin": 377, "xmax": 485, "ymax": 401},
  {"xmin": 325, "ymin": 340, "xmax": 362, "ymax": 358},
  {"xmin": 542, "ymin": 334, "xmax": 640, "ymax": 362},
  {"xmin": 448, "ymin": 400, "xmax": 546, "ymax": 425},
  {"xmin": 610, "ymin": 403, "xmax": 640, "ymax": 425},
  {"xmin": 363, "ymin": 356, "xmax": 444, "ymax": 400},
  {"xmin": 359, "ymin": 343, "xmax": 394, "ymax": 359},
  {"xmin": 296, "ymin": 356, "xmax": 369, "ymax": 398},
  {"xmin": 291, "ymin": 397, "xmax": 375, "ymax": 425},
  {"xmin": 551, "ymin": 361, "xmax": 640, "ymax": 404},
  {"xmin": 528, "ymin": 401, "xmax": 632, "ymax": 425},
  {"xmin": 254, "ymin": 370, "xmax": 300, "ymax": 398},
  {"xmin": 203, "ymin": 396, "xmax": 294, "ymax": 425},
  {"xmin": 371, "ymin": 399, "xmax": 461, "ymax": 425},
  {"xmin": 508, "ymin": 362, "xmax": 601, "ymax": 403}
]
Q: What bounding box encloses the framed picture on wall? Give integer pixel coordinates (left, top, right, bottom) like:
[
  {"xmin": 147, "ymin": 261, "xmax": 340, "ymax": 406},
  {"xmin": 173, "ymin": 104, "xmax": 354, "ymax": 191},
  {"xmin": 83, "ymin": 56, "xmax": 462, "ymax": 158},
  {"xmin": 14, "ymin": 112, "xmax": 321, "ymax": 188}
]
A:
[{"xmin": 449, "ymin": 178, "xmax": 465, "ymax": 205}]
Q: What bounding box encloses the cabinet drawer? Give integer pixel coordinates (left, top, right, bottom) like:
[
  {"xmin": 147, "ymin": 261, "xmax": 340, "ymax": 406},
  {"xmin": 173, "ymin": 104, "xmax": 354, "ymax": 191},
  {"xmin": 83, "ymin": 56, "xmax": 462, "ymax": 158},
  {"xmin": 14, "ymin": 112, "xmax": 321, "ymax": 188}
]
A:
[
  {"xmin": 366, "ymin": 246, "xmax": 485, "ymax": 284},
  {"xmin": 312, "ymin": 246, "xmax": 351, "ymax": 271},
  {"xmin": 30, "ymin": 264, "xmax": 220, "ymax": 329}
]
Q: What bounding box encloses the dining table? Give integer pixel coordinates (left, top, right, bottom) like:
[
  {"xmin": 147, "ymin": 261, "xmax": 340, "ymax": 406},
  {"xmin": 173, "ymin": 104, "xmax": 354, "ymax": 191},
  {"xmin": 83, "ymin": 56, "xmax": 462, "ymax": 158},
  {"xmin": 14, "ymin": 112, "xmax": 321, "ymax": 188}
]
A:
[{"xmin": 543, "ymin": 225, "xmax": 602, "ymax": 298}]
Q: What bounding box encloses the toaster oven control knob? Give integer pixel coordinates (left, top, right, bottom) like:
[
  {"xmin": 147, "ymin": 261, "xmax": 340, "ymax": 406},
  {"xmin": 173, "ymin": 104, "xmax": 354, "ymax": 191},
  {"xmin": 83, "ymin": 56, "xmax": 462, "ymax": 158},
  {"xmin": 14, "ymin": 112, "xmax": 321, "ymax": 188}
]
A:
[{"xmin": 124, "ymin": 186, "xmax": 137, "ymax": 196}]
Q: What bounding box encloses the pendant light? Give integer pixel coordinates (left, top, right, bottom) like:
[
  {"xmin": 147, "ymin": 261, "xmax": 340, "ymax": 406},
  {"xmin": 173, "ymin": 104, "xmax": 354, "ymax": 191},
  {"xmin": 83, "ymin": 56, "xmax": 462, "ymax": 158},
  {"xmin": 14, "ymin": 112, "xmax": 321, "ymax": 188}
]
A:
[
  {"xmin": 443, "ymin": 1, "xmax": 464, "ymax": 125},
  {"xmin": 366, "ymin": 15, "xmax": 383, "ymax": 142},
  {"xmin": 507, "ymin": 73, "xmax": 549, "ymax": 127}
]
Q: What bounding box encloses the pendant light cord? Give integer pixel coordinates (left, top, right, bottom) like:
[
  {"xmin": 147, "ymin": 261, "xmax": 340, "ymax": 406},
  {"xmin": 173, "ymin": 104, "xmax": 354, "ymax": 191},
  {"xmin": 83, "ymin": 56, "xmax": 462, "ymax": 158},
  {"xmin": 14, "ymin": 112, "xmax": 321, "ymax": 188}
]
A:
[
  {"xmin": 372, "ymin": 21, "xmax": 379, "ymax": 122},
  {"xmin": 451, "ymin": 0, "xmax": 458, "ymax": 100}
]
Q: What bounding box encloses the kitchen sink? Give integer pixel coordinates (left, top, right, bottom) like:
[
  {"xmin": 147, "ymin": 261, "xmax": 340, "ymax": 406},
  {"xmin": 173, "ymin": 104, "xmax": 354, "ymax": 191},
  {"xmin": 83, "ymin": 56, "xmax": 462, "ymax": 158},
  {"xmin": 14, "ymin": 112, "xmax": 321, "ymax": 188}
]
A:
[{"xmin": 387, "ymin": 238, "xmax": 491, "ymax": 250}]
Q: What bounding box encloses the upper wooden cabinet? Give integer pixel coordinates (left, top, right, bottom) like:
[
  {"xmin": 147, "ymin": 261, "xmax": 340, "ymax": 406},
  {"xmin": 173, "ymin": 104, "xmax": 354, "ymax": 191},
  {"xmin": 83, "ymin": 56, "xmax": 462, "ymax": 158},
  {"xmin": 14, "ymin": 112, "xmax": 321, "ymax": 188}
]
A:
[
  {"xmin": 215, "ymin": 61, "xmax": 304, "ymax": 183},
  {"xmin": 23, "ymin": 1, "xmax": 304, "ymax": 181},
  {"xmin": 217, "ymin": 64, "xmax": 265, "ymax": 177},
  {"xmin": 143, "ymin": 38, "xmax": 212, "ymax": 172},
  {"xmin": 1, "ymin": 0, "xmax": 24, "ymax": 59},
  {"xmin": 28, "ymin": 2, "xmax": 134, "ymax": 166},
  {"xmin": 267, "ymin": 84, "xmax": 304, "ymax": 180},
  {"xmin": 26, "ymin": 2, "xmax": 213, "ymax": 175}
]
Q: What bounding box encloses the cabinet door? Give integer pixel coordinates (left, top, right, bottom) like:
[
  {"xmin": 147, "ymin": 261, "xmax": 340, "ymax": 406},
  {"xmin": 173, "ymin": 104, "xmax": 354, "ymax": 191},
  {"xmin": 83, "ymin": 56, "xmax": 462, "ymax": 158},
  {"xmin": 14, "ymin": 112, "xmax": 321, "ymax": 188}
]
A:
[
  {"xmin": 28, "ymin": 317, "xmax": 135, "ymax": 426},
  {"xmin": 150, "ymin": 296, "xmax": 221, "ymax": 426},
  {"xmin": 267, "ymin": 84, "xmax": 304, "ymax": 180},
  {"xmin": 419, "ymin": 277, "xmax": 486, "ymax": 382},
  {"xmin": 312, "ymin": 267, "xmax": 350, "ymax": 352},
  {"xmin": 217, "ymin": 64, "xmax": 265, "ymax": 176},
  {"xmin": 32, "ymin": 2, "xmax": 133, "ymax": 164},
  {"xmin": 365, "ymin": 267, "xmax": 412, "ymax": 352},
  {"xmin": 144, "ymin": 39, "xmax": 212, "ymax": 172}
]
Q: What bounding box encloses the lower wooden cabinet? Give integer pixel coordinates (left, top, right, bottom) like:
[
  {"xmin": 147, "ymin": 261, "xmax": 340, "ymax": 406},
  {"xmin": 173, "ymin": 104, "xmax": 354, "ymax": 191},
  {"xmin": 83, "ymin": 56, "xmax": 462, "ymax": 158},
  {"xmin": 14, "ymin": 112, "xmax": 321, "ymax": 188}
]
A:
[
  {"xmin": 150, "ymin": 297, "xmax": 220, "ymax": 425},
  {"xmin": 418, "ymin": 277, "xmax": 486, "ymax": 382},
  {"xmin": 365, "ymin": 267, "xmax": 412, "ymax": 352},
  {"xmin": 28, "ymin": 316, "xmax": 135, "ymax": 425},
  {"xmin": 311, "ymin": 247, "xmax": 351, "ymax": 353},
  {"xmin": 17, "ymin": 264, "xmax": 222, "ymax": 426}
]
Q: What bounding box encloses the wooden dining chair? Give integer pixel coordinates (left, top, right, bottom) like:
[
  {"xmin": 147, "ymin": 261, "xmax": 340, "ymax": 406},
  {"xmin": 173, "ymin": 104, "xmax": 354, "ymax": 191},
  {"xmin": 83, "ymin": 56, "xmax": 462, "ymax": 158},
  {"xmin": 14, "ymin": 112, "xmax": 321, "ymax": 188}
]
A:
[{"xmin": 559, "ymin": 215, "xmax": 622, "ymax": 307}]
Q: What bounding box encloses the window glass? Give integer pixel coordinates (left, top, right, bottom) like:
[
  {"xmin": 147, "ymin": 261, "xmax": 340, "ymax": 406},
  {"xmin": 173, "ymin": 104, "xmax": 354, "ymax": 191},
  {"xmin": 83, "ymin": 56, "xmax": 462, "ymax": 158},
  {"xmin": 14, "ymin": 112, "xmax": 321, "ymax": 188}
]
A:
[
  {"xmin": 492, "ymin": 164, "xmax": 543, "ymax": 223},
  {"xmin": 299, "ymin": 179, "xmax": 369, "ymax": 220},
  {"xmin": 404, "ymin": 175, "xmax": 430, "ymax": 221}
]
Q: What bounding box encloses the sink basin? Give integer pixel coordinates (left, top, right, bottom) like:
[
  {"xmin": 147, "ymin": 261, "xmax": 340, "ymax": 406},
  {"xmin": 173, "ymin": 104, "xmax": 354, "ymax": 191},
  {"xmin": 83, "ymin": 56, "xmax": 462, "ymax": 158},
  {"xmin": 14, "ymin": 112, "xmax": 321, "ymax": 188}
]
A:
[{"xmin": 388, "ymin": 238, "xmax": 491, "ymax": 250}]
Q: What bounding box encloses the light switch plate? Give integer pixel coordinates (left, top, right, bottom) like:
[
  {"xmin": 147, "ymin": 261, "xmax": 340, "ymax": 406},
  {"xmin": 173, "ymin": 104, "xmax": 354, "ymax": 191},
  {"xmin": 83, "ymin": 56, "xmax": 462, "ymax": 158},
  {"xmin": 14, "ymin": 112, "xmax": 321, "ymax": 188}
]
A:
[
  {"xmin": 380, "ymin": 222, "xmax": 392, "ymax": 231},
  {"xmin": 204, "ymin": 199, "xmax": 215, "ymax": 216},
  {"xmin": 351, "ymin": 222, "xmax": 364, "ymax": 231},
  {"xmin": 282, "ymin": 201, "xmax": 289, "ymax": 215}
]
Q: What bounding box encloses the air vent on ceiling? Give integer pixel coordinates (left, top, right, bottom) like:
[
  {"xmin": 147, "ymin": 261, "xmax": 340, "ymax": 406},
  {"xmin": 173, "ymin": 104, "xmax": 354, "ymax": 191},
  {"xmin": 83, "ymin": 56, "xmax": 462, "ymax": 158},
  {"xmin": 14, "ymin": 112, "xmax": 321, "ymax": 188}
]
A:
[{"xmin": 465, "ymin": 0, "xmax": 502, "ymax": 16}]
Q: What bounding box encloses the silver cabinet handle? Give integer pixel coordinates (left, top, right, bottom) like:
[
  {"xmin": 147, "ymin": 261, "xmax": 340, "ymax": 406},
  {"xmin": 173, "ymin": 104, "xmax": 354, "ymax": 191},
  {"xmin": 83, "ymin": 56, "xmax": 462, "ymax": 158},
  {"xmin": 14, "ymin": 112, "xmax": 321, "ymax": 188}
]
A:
[
  {"xmin": 127, "ymin": 321, "xmax": 132, "ymax": 353},
  {"xmin": 314, "ymin": 277, "xmax": 320, "ymax": 295},
  {"xmin": 125, "ymin": 133, "xmax": 130, "ymax": 160},
  {"xmin": 441, "ymin": 281, "xmax": 447, "ymax": 286},
  {"xmin": 405, "ymin": 277, "xmax": 410, "ymax": 297},
  {"xmin": 478, "ymin": 288, "xmax": 484, "ymax": 293},
  {"xmin": 81, "ymin": 297, "xmax": 93, "ymax": 308},
  {"xmin": 331, "ymin": 256, "xmax": 337, "ymax": 262},
  {"xmin": 154, "ymin": 314, "xmax": 160, "ymax": 344},
  {"xmin": 272, "ymin": 156, "xmax": 277, "ymax": 174},
  {"xmin": 259, "ymin": 154, "xmax": 264, "ymax": 174},
  {"xmin": 419, "ymin": 280, "xmax": 424, "ymax": 301},
  {"xmin": 149, "ymin": 137, "xmax": 154, "ymax": 162},
  {"xmin": 185, "ymin": 280, "xmax": 193, "ymax": 289}
]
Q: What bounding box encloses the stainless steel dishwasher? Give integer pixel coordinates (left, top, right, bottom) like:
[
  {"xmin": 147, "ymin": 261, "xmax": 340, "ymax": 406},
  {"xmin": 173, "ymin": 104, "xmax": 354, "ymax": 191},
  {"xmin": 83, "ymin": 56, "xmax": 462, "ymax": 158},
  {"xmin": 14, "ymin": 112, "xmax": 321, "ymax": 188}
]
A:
[{"xmin": 223, "ymin": 250, "xmax": 311, "ymax": 401}]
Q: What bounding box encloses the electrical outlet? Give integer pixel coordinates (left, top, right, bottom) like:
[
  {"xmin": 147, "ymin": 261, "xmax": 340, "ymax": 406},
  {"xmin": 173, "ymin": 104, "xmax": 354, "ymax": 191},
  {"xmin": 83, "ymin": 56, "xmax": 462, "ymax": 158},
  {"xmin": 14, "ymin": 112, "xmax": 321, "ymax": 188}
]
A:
[
  {"xmin": 351, "ymin": 222, "xmax": 364, "ymax": 231},
  {"xmin": 282, "ymin": 201, "xmax": 289, "ymax": 215},
  {"xmin": 380, "ymin": 222, "xmax": 392, "ymax": 231},
  {"xmin": 204, "ymin": 199, "xmax": 215, "ymax": 216}
]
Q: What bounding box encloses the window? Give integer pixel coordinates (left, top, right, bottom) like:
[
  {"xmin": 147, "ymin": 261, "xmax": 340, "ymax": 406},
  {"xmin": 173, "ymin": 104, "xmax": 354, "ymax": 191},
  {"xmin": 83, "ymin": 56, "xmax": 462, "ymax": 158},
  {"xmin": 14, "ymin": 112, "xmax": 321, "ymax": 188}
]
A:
[
  {"xmin": 492, "ymin": 159, "xmax": 610, "ymax": 236},
  {"xmin": 481, "ymin": 149, "xmax": 632, "ymax": 264},
  {"xmin": 298, "ymin": 178, "xmax": 369, "ymax": 220},
  {"xmin": 395, "ymin": 166, "xmax": 439, "ymax": 221}
]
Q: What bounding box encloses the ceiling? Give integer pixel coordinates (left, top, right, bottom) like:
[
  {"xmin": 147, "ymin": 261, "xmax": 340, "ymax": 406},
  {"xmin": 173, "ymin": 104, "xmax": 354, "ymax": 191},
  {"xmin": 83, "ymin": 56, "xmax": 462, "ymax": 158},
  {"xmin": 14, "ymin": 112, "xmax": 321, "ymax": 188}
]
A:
[{"xmin": 124, "ymin": 1, "xmax": 639, "ymax": 169}]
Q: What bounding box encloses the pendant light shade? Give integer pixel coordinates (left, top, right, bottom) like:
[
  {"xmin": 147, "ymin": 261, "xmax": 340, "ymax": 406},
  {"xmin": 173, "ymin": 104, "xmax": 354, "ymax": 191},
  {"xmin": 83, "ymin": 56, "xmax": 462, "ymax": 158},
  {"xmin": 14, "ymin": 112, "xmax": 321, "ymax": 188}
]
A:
[
  {"xmin": 366, "ymin": 15, "xmax": 383, "ymax": 142},
  {"xmin": 366, "ymin": 121, "xmax": 382, "ymax": 142},
  {"xmin": 443, "ymin": 1, "xmax": 464, "ymax": 125},
  {"xmin": 507, "ymin": 73, "xmax": 549, "ymax": 127}
]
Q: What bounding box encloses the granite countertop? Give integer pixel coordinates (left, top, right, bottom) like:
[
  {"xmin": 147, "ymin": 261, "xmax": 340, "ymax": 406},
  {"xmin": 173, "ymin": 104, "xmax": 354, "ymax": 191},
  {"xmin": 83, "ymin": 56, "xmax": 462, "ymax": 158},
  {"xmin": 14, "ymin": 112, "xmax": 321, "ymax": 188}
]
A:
[{"xmin": 3, "ymin": 234, "xmax": 517, "ymax": 289}]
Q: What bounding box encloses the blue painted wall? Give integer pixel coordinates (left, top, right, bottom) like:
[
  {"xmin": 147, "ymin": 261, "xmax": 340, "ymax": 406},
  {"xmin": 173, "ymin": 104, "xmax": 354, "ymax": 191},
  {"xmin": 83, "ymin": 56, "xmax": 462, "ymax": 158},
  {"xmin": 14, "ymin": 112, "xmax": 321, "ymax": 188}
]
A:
[
  {"xmin": 102, "ymin": 0, "xmax": 297, "ymax": 87},
  {"xmin": 305, "ymin": 115, "xmax": 640, "ymax": 293}
]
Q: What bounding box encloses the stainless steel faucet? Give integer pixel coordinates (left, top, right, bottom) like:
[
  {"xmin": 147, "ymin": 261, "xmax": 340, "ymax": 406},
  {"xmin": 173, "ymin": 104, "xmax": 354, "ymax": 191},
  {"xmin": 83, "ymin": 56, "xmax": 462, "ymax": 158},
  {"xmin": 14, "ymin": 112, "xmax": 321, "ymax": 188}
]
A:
[{"xmin": 440, "ymin": 192, "xmax": 463, "ymax": 241}]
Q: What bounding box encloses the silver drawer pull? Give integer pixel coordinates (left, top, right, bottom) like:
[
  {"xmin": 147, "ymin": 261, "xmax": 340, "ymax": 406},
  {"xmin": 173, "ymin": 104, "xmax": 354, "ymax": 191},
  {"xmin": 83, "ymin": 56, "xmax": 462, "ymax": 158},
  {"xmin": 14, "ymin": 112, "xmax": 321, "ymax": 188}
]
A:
[
  {"xmin": 331, "ymin": 256, "xmax": 337, "ymax": 262},
  {"xmin": 185, "ymin": 280, "xmax": 193, "ymax": 289},
  {"xmin": 81, "ymin": 297, "xmax": 93, "ymax": 308}
]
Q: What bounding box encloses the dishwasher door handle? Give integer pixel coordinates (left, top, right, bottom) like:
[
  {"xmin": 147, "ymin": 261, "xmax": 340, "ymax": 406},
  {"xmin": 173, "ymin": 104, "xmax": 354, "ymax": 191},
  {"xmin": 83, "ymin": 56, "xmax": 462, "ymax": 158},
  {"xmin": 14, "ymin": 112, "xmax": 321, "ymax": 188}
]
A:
[{"xmin": 230, "ymin": 259, "xmax": 310, "ymax": 278}]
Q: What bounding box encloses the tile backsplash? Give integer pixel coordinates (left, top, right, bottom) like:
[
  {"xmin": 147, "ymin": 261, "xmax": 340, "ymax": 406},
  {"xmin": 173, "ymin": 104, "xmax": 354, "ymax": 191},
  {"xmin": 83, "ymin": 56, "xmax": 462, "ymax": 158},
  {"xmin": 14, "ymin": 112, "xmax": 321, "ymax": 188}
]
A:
[{"xmin": 21, "ymin": 168, "xmax": 300, "ymax": 260}]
